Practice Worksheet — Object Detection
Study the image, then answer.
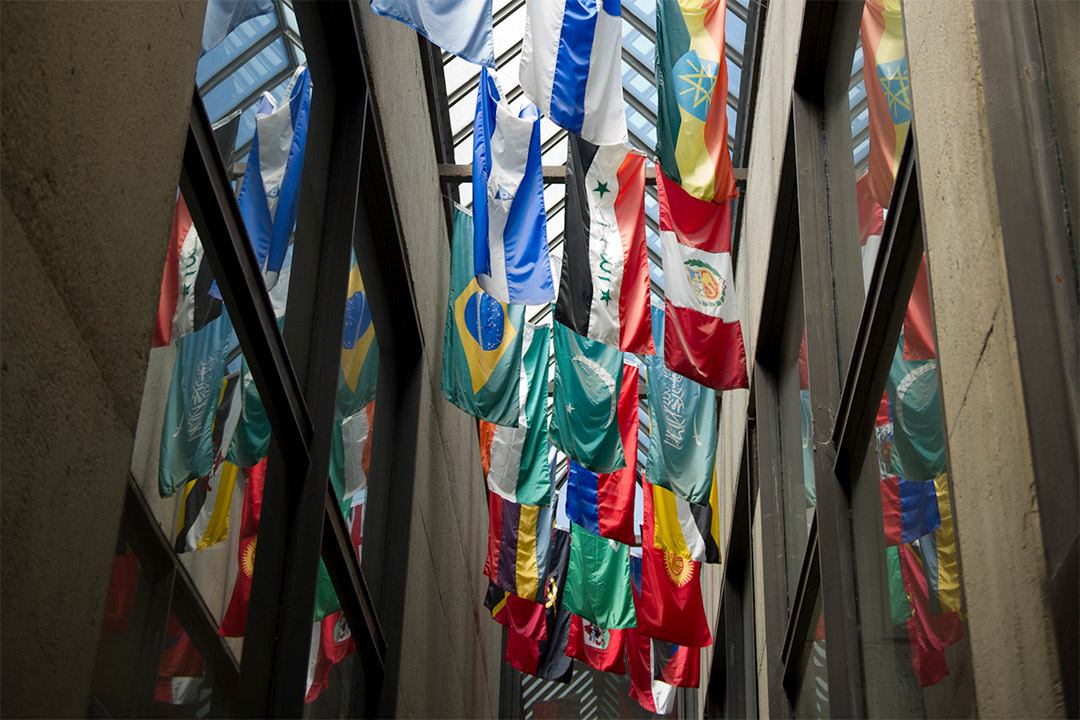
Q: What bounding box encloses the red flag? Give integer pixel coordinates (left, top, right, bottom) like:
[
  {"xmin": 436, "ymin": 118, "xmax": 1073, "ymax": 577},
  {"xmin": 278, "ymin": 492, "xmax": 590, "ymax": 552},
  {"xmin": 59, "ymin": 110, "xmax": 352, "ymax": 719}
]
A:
[
  {"xmin": 651, "ymin": 639, "xmax": 700, "ymax": 688},
  {"xmin": 635, "ymin": 479, "xmax": 713, "ymax": 648},
  {"xmin": 861, "ymin": 0, "xmax": 911, "ymax": 208},
  {"xmin": 898, "ymin": 544, "xmax": 965, "ymax": 687},
  {"xmin": 596, "ymin": 364, "xmax": 639, "ymax": 545},
  {"xmin": 219, "ymin": 460, "xmax": 266, "ymax": 637},
  {"xmin": 903, "ymin": 257, "xmax": 935, "ymax": 361},
  {"xmin": 656, "ymin": 169, "xmax": 748, "ymax": 391},
  {"xmin": 565, "ymin": 614, "xmax": 627, "ymax": 674},
  {"xmin": 155, "ymin": 614, "xmax": 204, "ymax": 705},
  {"xmin": 626, "ymin": 625, "xmax": 675, "ymax": 714},
  {"xmin": 102, "ymin": 552, "xmax": 140, "ymax": 633},
  {"xmin": 304, "ymin": 610, "xmax": 355, "ymax": 703},
  {"xmin": 880, "ymin": 475, "xmax": 902, "ymax": 546},
  {"xmin": 153, "ymin": 193, "xmax": 222, "ymax": 347},
  {"xmin": 505, "ymin": 625, "xmax": 541, "ymax": 676}
]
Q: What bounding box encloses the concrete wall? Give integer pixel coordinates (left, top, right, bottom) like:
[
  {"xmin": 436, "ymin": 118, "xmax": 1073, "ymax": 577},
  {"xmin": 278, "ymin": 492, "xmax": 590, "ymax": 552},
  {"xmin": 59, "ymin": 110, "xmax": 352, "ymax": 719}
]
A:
[
  {"xmin": 904, "ymin": 1, "xmax": 1064, "ymax": 715},
  {"xmin": 355, "ymin": 3, "xmax": 503, "ymax": 717},
  {"xmin": 0, "ymin": 1, "xmax": 205, "ymax": 716}
]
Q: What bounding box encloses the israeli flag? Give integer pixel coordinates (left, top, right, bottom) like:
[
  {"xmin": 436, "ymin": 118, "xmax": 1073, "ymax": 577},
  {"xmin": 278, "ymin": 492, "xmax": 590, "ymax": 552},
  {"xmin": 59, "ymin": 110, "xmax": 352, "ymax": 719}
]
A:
[
  {"xmin": 519, "ymin": 0, "xmax": 627, "ymax": 146},
  {"xmin": 472, "ymin": 68, "xmax": 555, "ymax": 306},
  {"xmin": 232, "ymin": 65, "xmax": 311, "ymax": 294},
  {"xmin": 369, "ymin": 0, "xmax": 495, "ymax": 67}
]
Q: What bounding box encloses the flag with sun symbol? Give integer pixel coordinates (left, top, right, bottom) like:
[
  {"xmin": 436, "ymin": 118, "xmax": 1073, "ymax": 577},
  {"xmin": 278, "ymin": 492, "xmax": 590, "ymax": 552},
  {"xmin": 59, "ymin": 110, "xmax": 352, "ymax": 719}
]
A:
[{"xmin": 655, "ymin": 0, "xmax": 738, "ymax": 205}]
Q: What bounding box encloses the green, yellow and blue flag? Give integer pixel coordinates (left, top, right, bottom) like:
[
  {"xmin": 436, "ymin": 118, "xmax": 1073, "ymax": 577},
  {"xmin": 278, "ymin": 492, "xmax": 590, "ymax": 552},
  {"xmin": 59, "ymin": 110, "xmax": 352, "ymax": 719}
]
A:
[{"xmin": 442, "ymin": 207, "xmax": 526, "ymax": 426}]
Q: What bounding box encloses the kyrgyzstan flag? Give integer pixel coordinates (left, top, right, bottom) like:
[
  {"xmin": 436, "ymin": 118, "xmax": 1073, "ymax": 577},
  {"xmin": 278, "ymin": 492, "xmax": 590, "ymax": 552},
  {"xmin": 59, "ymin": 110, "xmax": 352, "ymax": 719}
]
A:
[
  {"xmin": 634, "ymin": 479, "xmax": 713, "ymax": 648},
  {"xmin": 565, "ymin": 614, "xmax": 627, "ymax": 675},
  {"xmin": 657, "ymin": 168, "xmax": 748, "ymax": 391},
  {"xmin": 564, "ymin": 364, "xmax": 640, "ymax": 545},
  {"xmin": 554, "ymin": 136, "xmax": 653, "ymax": 355},
  {"xmin": 219, "ymin": 460, "xmax": 266, "ymax": 637}
]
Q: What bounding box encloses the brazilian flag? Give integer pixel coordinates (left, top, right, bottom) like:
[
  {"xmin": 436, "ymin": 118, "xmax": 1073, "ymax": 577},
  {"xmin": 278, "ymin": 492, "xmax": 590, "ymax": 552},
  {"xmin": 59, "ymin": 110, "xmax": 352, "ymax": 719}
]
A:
[
  {"xmin": 655, "ymin": 0, "xmax": 738, "ymax": 204},
  {"xmin": 441, "ymin": 208, "xmax": 525, "ymax": 426}
]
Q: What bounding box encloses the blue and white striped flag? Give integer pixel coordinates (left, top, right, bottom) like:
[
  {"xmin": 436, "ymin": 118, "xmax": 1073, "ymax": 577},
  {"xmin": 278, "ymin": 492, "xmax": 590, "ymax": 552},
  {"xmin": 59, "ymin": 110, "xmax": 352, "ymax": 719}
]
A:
[
  {"xmin": 370, "ymin": 0, "xmax": 495, "ymax": 67},
  {"xmin": 519, "ymin": 0, "xmax": 627, "ymax": 146},
  {"xmin": 472, "ymin": 68, "xmax": 555, "ymax": 306}
]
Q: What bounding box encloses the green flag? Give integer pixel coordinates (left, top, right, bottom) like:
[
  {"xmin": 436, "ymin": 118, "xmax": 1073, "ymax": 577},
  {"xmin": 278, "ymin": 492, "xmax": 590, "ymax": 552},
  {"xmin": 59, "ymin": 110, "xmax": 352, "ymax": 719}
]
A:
[
  {"xmin": 885, "ymin": 335, "xmax": 944, "ymax": 482},
  {"xmin": 441, "ymin": 208, "xmax": 526, "ymax": 426},
  {"xmin": 314, "ymin": 558, "xmax": 341, "ymax": 621},
  {"xmin": 226, "ymin": 355, "xmax": 272, "ymax": 468},
  {"xmin": 159, "ymin": 312, "xmax": 232, "ymax": 498},
  {"xmin": 886, "ymin": 545, "xmax": 912, "ymax": 625},
  {"xmin": 563, "ymin": 522, "xmax": 636, "ymax": 629},
  {"xmin": 644, "ymin": 306, "xmax": 716, "ymax": 504},
  {"xmin": 549, "ymin": 321, "xmax": 626, "ymax": 473}
]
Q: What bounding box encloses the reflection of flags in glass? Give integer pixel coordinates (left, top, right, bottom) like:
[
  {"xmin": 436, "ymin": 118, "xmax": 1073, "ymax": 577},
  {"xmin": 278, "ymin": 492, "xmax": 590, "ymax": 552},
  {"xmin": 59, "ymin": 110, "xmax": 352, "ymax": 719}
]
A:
[
  {"xmin": 441, "ymin": 208, "xmax": 525, "ymax": 427},
  {"xmin": 655, "ymin": 0, "xmax": 737, "ymax": 204},
  {"xmin": 155, "ymin": 616, "xmax": 204, "ymax": 705},
  {"xmin": 861, "ymin": 0, "xmax": 911, "ymax": 207},
  {"xmin": 338, "ymin": 261, "xmax": 379, "ymax": 416},
  {"xmin": 219, "ymin": 460, "xmax": 266, "ymax": 638},
  {"xmin": 153, "ymin": 192, "xmax": 221, "ymax": 348},
  {"xmin": 304, "ymin": 610, "xmax": 354, "ymax": 704}
]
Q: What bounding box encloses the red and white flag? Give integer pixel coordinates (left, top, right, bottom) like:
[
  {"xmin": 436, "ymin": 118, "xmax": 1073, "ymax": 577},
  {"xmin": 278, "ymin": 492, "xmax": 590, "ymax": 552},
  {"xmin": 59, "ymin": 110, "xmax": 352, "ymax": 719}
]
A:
[
  {"xmin": 153, "ymin": 192, "xmax": 222, "ymax": 347},
  {"xmin": 657, "ymin": 167, "xmax": 748, "ymax": 391}
]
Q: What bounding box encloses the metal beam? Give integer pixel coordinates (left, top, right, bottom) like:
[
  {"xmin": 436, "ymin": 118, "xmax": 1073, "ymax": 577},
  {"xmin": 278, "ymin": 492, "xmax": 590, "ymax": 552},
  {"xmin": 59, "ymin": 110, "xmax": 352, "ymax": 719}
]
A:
[{"xmin": 438, "ymin": 163, "xmax": 746, "ymax": 184}]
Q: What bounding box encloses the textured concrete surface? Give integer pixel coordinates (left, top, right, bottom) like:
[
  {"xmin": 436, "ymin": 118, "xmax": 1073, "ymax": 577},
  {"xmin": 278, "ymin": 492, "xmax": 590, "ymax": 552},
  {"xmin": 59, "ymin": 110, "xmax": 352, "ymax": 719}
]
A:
[
  {"xmin": 905, "ymin": 1, "xmax": 1063, "ymax": 715},
  {"xmin": 355, "ymin": 1, "xmax": 502, "ymax": 716},
  {"xmin": 0, "ymin": 2, "xmax": 204, "ymax": 715}
]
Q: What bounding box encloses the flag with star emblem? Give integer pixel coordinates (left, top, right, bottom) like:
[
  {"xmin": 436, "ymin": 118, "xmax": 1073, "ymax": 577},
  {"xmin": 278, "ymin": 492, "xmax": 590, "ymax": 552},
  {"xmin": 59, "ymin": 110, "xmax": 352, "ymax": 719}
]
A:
[
  {"xmin": 566, "ymin": 615, "xmax": 627, "ymax": 674},
  {"xmin": 472, "ymin": 67, "xmax": 555, "ymax": 306},
  {"xmin": 549, "ymin": 321, "xmax": 626, "ymax": 473},
  {"xmin": 479, "ymin": 323, "xmax": 552, "ymax": 506},
  {"xmin": 563, "ymin": 522, "xmax": 636, "ymax": 629},
  {"xmin": 519, "ymin": 0, "xmax": 627, "ymax": 145},
  {"xmin": 634, "ymin": 479, "xmax": 712, "ymax": 648},
  {"xmin": 442, "ymin": 207, "xmax": 526, "ymax": 426},
  {"xmin": 655, "ymin": 0, "xmax": 737, "ymax": 205},
  {"xmin": 861, "ymin": 0, "xmax": 911, "ymax": 207},
  {"xmin": 555, "ymin": 136, "xmax": 653, "ymax": 354},
  {"xmin": 644, "ymin": 306, "xmax": 718, "ymax": 504},
  {"xmin": 657, "ymin": 169, "xmax": 748, "ymax": 391},
  {"xmin": 219, "ymin": 459, "xmax": 266, "ymax": 637}
]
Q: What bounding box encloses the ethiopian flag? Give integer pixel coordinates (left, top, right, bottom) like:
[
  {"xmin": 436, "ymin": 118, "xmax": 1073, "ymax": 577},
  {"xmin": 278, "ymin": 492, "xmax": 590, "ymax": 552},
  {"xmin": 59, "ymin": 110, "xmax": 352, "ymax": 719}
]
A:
[
  {"xmin": 656, "ymin": 0, "xmax": 737, "ymax": 205},
  {"xmin": 861, "ymin": 0, "xmax": 911, "ymax": 207}
]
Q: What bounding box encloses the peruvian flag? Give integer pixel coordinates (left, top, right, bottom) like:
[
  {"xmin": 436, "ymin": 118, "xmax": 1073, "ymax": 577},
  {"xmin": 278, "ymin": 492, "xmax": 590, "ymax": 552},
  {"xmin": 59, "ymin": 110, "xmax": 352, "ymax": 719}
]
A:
[
  {"xmin": 153, "ymin": 192, "xmax": 222, "ymax": 348},
  {"xmin": 565, "ymin": 614, "xmax": 627, "ymax": 674},
  {"xmin": 554, "ymin": 136, "xmax": 654, "ymax": 354},
  {"xmin": 219, "ymin": 460, "xmax": 266, "ymax": 637},
  {"xmin": 657, "ymin": 167, "xmax": 748, "ymax": 391}
]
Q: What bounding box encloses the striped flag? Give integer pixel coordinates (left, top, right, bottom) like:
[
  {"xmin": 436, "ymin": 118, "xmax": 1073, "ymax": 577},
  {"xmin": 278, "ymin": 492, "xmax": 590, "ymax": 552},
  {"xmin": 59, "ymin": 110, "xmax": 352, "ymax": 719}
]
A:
[
  {"xmin": 472, "ymin": 68, "xmax": 554, "ymax": 306},
  {"xmin": 555, "ymin": 137, "xmax": 653, "ymax": 354},
  {"xmin": 518, "ymin": 0, "xmax": 627, "ymax": 146},
  {"xmin": 484, "ymin": 493, "xmax": 553, "ymax": 603},
  {"xmin": 652, "ymin": 639, "xmax": 700, "ymax": 688},
  {"xmin": 651, "ymin": 474, "xmax": 721, "ymax": 564},
  {"xmin": 655, "ymin": 0, "xmax": 737, "ymax": 204},
  {"xmin": 626, "ymin": 622, "xmax": 676, "ymax": 714},
  {"xmin": 861, "ymin": 0, "xmax": 911, "ymax": 208},
  {"xmin": 657, "ymin": 168, "xmax": 748, "ymax": 391}
]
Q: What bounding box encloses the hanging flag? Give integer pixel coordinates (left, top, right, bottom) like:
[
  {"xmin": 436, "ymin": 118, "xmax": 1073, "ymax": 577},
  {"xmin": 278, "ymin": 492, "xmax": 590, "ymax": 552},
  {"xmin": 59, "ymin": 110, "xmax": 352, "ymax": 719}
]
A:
[
  {"xmin": 304, "ymin": 611, "xmax": 355, "ymax": 704},
  {"xmin": 226, "ymin": 356, "xmax": 272, "ymax": 467},
  {"xmin": 861, "ymin": 0, "xmax": 911, "ymax": 208},
  {"xmin": 226, "ymin": 65, "xmax": 311, "ymax": 295},
  {"xmin": 885, "ymin": 545, "xmax": 912, "ymax": 625},
  {"xmin": 472, "ymin": 68, "xmax": 554, "ymax": 306},
  {"xmin": 153, "ymin": 192, "xmax": 222, "ymax": 348},
  {"xmin": 479, "ymin": 324, "xmax": 552, "ymax": 506},
  {"xmin": 441, "ymin": 207, "xmax": 526, "ymax": 426},
  {"xmin": 484, "ymin": 492, "xmax": 553, "ymax": 602},
  {"xmin": 655, "ymin": 0, "xmax": 737, "ymax": 204},
  {"xmin": 219, "ymin": 460, "xmax": 266, "ymax": 637},
  {"xmin": 155, "ymin": 616, "xmax": 205, "ymax": 705},
  {"xmin": 626, "ymin": 623, "xmax": 676, "ymax": 714},
  {"xmin": 564, "ymin": 364, "xmax": 640, "ymax": 544},
  {"xmin": 563, "ymin": 522, "xmax": 636, "ymax": 629},
  {"xmin": 652, "ymin": 639, "xmax": 700, "ymax": 688},
  {"xmin": 506, "ymin": 527, "xmax": 574, "ymax": 681},
  {"xmin": 897, "ymin": 477, "xmax": 941, "ymax": 543},
  {"xmin": 644, "ymin": 306, "xmax": 718, "ymax": 504},
  {"xmin": 651, "ymin": 475, "xmax": 721, "ymax": 564},
  {"xmin": 369, "ymin": 0, "xmax": 494, "ymax": 67},
  {"xmin": 880, "ymin": 474, "xmax": 902, "ymax": 546},
  {"xmin": 347, "ymin": 495, "xmax": 365, "ymax": 563},
  {"xmin": 858, "ymin": 172, "xmax": 886, "ymax": 293},
  {"xmin": 175, "ymin": 375, "xmax": 243, "ymax": 553},
  {"xmin": 549, "ymin": 321, "xmax": 626, "ymax": 473},
  {"xmin": 885, "ymin": 341, "xmax": 945, "ymax": 482},
  {"xmin": 903, "ymin": 257, "xmax": 935, "ymax": 361},
  {"xmin": 932, "ymin": 474, "xmax": 961, "ymax": 614},
  {"xmin": 657, "ymin": 169, "xmax": 748, "ymax": 391},
  {"xmin": 159, "ymin": 313, "xmax": 233, "ymax": 498},
  {"xmin": 518, "ymin": 0, "xmax": 627, "ymax": 145},
  {"xmin": 200, "ymin": 0, "xmax": 274, "ymax": 56},
  {"xmin": 636, "ymin": 479, "xmax": 713, "ymax": 647},
  {"xmin": 331, "ymin": 402, "xmax": 376, "ymax": 505},
  {"xmin": 555, "ymin": 137, "xmax": 653, "ymax": 354},
  {"xmin": 566, "ymin": 615, "xmax": 627, "ymax": 674},
  {"xmin": 898, "ymin": 543, "xmax": 965, "ymax": 688},
  {"xmin": 337, "ymin": 260, "xmax": 381, "ymax": 419},
  {"xmin": 485, "ymin": 580, "xmax": 548, "ymax": 642}
]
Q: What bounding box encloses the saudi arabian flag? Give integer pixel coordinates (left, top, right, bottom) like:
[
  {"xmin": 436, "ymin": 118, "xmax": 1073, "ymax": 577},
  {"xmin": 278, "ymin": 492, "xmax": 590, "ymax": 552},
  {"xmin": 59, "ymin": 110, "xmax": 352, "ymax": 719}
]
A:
[
  {"xmin": 655, "ymin": 0, "xmax": 738, "ymax": 205},
  {"xmin": 644, "ymin": 306, "xmax": 717, "ymax": 504},
  {"xmin": 441, "ymin": 207, "xmax": 526, "ymax": 426},
  {"xmin": 563, "ymin": 522, "xmax": 636, "ymax": 629},
  {"xmin": 549, "ymin": 321, "xmax": 626, "ymax": 474}
]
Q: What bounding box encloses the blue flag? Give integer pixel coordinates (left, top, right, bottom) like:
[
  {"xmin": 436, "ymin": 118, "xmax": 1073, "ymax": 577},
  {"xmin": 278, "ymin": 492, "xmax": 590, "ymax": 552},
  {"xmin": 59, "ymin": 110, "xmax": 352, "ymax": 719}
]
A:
[
  {"xmin": 369, "ymin": 0, "xmax": 495, "ymax": 67},
  {"xmin": 200, "ymin": 0, "xmax": 273, "ymax": 56},
  {"xmin": 472, "ymin": 67, "xmax": 554, "ymax": 306},
  {"xmin": 644, "ymin": 306, "xmax": 717, "ymax": 504}
]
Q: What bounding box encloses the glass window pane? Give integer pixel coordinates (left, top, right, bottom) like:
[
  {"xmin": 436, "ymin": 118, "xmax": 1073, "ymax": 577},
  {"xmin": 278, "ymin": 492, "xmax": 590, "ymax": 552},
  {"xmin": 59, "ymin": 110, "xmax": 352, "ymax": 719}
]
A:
[
  {"xmin": 90, "ymin": 529, "xmax": 146, "ymax": 714},
  {"xmin": 152, "ymin": 612, "xmax": 217, "ymax": 716},
  {"xmin": 793, "ymin": 591, "xmax": 829, "ymax": 719},
  {"xmin": 303, "ymin": 577, "xmax": 357, "ymax": 715}
]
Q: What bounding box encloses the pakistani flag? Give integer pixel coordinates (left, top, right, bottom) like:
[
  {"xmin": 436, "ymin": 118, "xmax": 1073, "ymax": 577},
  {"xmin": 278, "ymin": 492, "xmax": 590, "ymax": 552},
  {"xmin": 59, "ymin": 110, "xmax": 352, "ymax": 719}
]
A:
[
  {"xmin": 884, "ymin": 335, "xmax": 944, "ymax": 482},
  {"xmin": 441, "ymin": 207, "xmax": 526, "ymax": 426},
  {"xmin": 644, "ymin": 306, "xmax": 717, "ymax": 504},
  {"xmin": 549, "ymin": 321, "xmax": 626, "ymax": 474},
  {"xmin": 159, "ymin": 312, "xmax": 233, "ymax": 498},
  {"xmin": 563, "ymin": 522, "xmax": 636, "ymax": 629}
]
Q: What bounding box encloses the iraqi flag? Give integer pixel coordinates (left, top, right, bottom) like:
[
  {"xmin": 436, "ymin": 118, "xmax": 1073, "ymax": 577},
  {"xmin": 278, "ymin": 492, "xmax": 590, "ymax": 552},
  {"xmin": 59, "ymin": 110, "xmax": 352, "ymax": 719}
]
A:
[
  {"xmin": 565, "ymin": 614, "xmax": 627, "ymax": 674},
  {"xmin": 518, "ymin": 0, "xmax": 627, "ymax": 146},
  {"xmin": 554, "ymin": 137, "xmax": 653, "ymax": 354},
  {"xmin": 153, "ymin": 192, "xmax": 222, "ymax": 348},
  {"xmin": 472, "ymin": 67, "xmax": 554, "ymax": 306},
  {"xmin": 657, "ymin": 167, "xmax": 748, "ymax": 391}
]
